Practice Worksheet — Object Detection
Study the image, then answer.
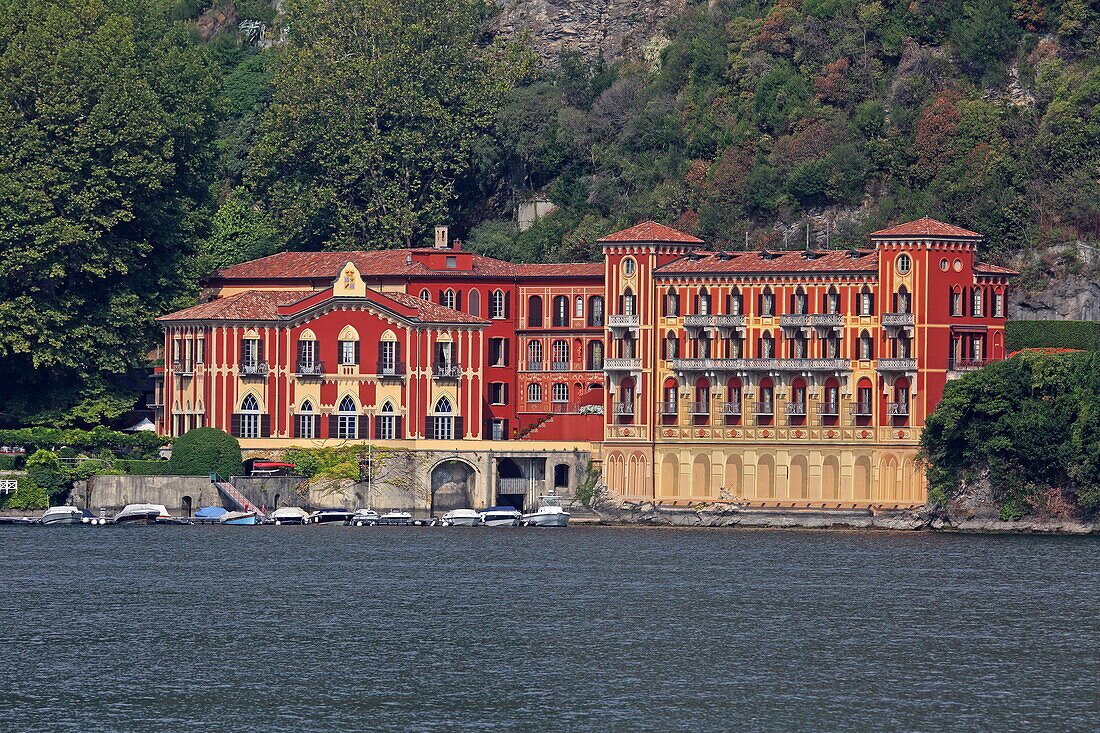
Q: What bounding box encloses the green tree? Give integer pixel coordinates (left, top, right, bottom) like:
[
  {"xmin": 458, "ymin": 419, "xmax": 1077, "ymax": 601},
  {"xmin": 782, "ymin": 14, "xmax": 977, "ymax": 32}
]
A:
[
  {"xmin": 26, "ymin": 449, "xmax": 65, "ymax": 503},
  {"xmin": 0, "ymin": 0, "xmax": 220, "ymax": 425},
  {"xmin": 201, "ymin": 188, "xmax": 279, "ymax": 270},
  {"xmin": 169, "ymin": 427, "xmax": 242, "ymax": 478},
  {"xmin": 248, "ymin": 0, "xmax": 534, "ymax": 250},
  {"xmin": 6, "ymin": 475, "xmax": 48, "ymax": 511}
]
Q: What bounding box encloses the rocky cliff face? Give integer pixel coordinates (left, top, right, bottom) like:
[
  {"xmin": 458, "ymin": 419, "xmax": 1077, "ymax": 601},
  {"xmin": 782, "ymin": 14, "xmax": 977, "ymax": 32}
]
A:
[
  {"xmin": 491, "ymin": 0, "xmax": 686, "ymax": 63},
  {"xmin": 1009, "ymin": 276, "xmax": 1100, "ymax": 321}
]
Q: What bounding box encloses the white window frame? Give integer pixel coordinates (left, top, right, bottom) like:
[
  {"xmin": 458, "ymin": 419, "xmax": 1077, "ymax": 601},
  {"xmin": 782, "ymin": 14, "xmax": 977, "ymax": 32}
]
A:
[{"xmin": 527, "ymin": 383, "xmax": 543, "ymax": 403}]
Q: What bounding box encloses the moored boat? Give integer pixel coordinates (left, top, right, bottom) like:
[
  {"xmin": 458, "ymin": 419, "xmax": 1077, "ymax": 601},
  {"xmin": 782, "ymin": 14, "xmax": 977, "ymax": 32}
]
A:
[
  {"xmin": 441, "ymin": 508, "xmax": 479, "ymax": 526},
  {"xmin": 270, "ymin": 506, "xmax": 309, "ymax": 525},
  {"xmin": 40, "ymin": 506, "xmax": 87, "ymax": 525},
  {"xmin": 521, "ymin": 493, "xmax": 571, "ymax": 527},
  {"xmin": 113, "ymin": 503, "xmax": 171, "ymax": 525},
  {"xmin": 305, "ymin": 508, "xmax": 354, "ymax": 525},
  {"xmin": 478, "ymin": 506, "xmax": 522, "ymax": 526},
  {"xmin": 219, "ymin": 510, "xmax": 258, "ymax": 525}
]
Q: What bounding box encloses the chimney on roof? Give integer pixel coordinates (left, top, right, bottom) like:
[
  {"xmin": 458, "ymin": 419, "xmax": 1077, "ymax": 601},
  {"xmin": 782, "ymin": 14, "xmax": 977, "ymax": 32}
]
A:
[{"xmin": 434, "ymin": 225, "xmax": 449, "ymax": 249}]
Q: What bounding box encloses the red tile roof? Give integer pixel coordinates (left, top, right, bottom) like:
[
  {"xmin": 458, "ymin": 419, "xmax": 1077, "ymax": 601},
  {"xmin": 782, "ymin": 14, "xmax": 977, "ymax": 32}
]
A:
[
  {"xmin": 656, "ymin": 249, "xmax": 879, "ymax": 275},
  {"xmin": 157, "ymin": 290, "xmax": 305, "ymax": 321},
  {"xmin": 974, "ymin": 261, "xmax": 1019, "ymax": 276},
  {"xmin": 158, "ymin": 288, "xmax": 489, "ymax": 325},
  {"xmin": 510, "ymin": 262, "xmax": 604, "ymax": 277},
  {"xmin": 869, "ymin": 218, "xmax": 980, "ymax": 239},
  {"xmin": 597, "ymin": 221, "xmax": 704, "ymax": 244}
]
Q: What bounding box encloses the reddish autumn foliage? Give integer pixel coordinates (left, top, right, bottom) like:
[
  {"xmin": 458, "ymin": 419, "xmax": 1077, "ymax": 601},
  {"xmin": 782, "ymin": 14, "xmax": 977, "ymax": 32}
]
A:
[{"xmin": 914, "ymin": 92, "xmax": 963, "ymax": 172}]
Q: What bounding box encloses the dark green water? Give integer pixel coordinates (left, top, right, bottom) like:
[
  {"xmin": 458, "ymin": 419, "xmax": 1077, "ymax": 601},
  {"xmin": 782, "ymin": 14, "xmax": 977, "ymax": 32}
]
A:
[{"xmin": 1, "ymin": 526, "xmax": 1097, "ymax": 732}]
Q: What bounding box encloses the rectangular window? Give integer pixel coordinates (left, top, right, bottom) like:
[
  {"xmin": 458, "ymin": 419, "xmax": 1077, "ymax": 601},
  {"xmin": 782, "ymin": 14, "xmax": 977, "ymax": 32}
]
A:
[
  {"xmin": 972, "ymin": 288, "xmax": 984, "ymax": 317},
  {"xmin": 377, "ymin": 415, "xmax": 395, "ymax": 440},
  {"xmin": 434, "ymin": 416, "xmax": 454, "ymax": 440},
  {"xmin": 761, "ymin": 294, "xmax": 774, "ymax": 317},
  {"xmin": 951, "ymin": 291, "xmax": 963, "ymax": 317},
  {"xmin": 240, "ymin": 413, "xmax": 260, "ymax": 439},
  {"xmin": 298, "ymin": 340, "xmax": 316, "ymax": 368},
  {"xmin": 622, "ymin": 294, "xmax": 636, "ymax": 316},
  {"xmin": 297, "ymin": 414, "xmax": 315, "ymax": 439},
  {"xmin": 993, "ymin": 293, "xmax": 1004, "ymax": 318},
  {"xmin": 446, "ymin": 256, "xmax": 457, "ymax": 269},
  {"xmin": 489, "ymin": 338, "xmax": 508, "ymax": 367},
  {"xmin": 195, "ymin": 338, "xmax": 204, "ymax": 364},
  {"xmin": 340, "ymin": 340, "xmax": 357, "ymax": 365},
  {"xmin": 242, "ymin": 339, "xmax": 260, "ymax": 366},
  {"xmin": 490, "ymin": 382, "xmax": 507, "ymax": 405},
  {"xmin": 337, "ymin": 414, "xmax": 357, "ymax": 440},
  {"xmin": 860, "ymin": 292, "xmax": 874, "ymax": 316},
  {"xmin": 575, "ymin": 297, "xmax": 584, "ymax": 318},
  {"xmin": 826, "ymin": 293, "xmax": 840, "ymax": 314}
]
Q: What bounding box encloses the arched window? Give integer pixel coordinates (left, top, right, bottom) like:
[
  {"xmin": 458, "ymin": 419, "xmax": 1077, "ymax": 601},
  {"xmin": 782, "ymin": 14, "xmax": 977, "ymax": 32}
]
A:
[
  {"xmin": 825, "ymin": 286, "xmax": 840, "ymax": 314},
  {"xmin": 296, "ymin": 331, "xmax": 317, "ymax": 372},
  {"xmin": 419, "ymin": 289, "xmax": 430, "ymax": 301},
  {"xmin": 378, "ymin": 333, "xmax": 400, "ymax": 375},
  {"xmin": 552, "ymin": 383, "xmax": 569, "ymax": 403},
  {"xmin": 993, "ymin": 290, "xmax": 1004, "ymax": 318},
  {"xmin": 664, "ymin": 288, "xmax": 680, "ymax": 317},
  {"xmin": 527, "ymin": 340, "xmax": 543, "ymax": 370},
  {"xmin": 728, "ymin": 287, "xmax": 743, "ymax": 315},
  {"xmin": 575, "ymin": 296, "xmax": 584, "ymax": 318},
  {"xmin": 859, "ymin": 286, "xmax": 874, "ymax": 316},
  {"xmin": 297, "ymin": 400, "xmax": 316, "ymax": 440},
  {"xmin": 662, "ymin": 378, "xmax": 678, "ymax": 417},
  {"xmin": 792, "ymin": 286, "xmax": 807, "ymax": 314},
  {"xmin": 695, "ymin": 333, "xmax": 711, "ymax": 358},
  {"xmin": 859, "ymin": 330, "xmax": 874, "ymax": 360},
  {"xmin": 696, "ymin": 287, "xmax": 711, "ymax": 315},
  {"xmin": 664, "ymin": 331, "xmax": 680, "ymax": 360},
  {"xmin": 951, "ymin": 286, "xmax": 963, "ymax": 317},
  {"xmin": 338, "ymin": 326, "xmax": 360, "ymax": 366},
  {"xmin": 760, "ymin": 287, "xmax": 775, "ymax": 317},
  {"xmin": 551, "ymin": 340, "xmax": 569, "ymax": 369},
  {"xmin": 587, "ymin": 296, "xmax": 604, "ymax": 327},
  {"xmin": 491, "ymin": 289, "xmax": 506, "ymax": 319},
  {"xmin": 972, "ymin": 287, "xmax": 984, "ymax": 317},
  {"xmin": 527, "ymin": 383, "xmax": 543, "ymax": 403},
  {"xmin": 693, "ymin": 377, "xmax": 710, "ymax": 417},
  {"xmin": 760, "ymin": 331, "xmax": 775, "ymax": 359},
  {"xmin": 587, "ymin": 341, "xmax": 604, "ymax": 370},
  {"xmin": 553, "ymin": 295, "xmax": 569, "ymax": 326},
  {"xmin": 469, "ymin": 289, "xmax": 481, "ymax": 316},
  {"xmin": 895, "ymin": 285, "xmax": 911, "ymax": 314},
  {"xmin": 621, "ymin": 287, "xmax": 635, "ymax": 316},
  {"xmin": 337, "ymin": 395, "xmax": 358, "ymax": 439},
  {"xmin": 377, "ymin": 401, "xmax": 396, "ymax": 440},
  {"xmin": 442, "ymin": 289, "xmax": 457, "ymax": 309},
  {"xmin": 528, "ymin": 295, "xmax": 543, "ymax": 327},
  {"xmin": 432, "ymin": 396, "xmax": 455, "ymax": 440},
  {"xmin": 239, "ymin": 394, "xmax": 260, "ymax": 439}
]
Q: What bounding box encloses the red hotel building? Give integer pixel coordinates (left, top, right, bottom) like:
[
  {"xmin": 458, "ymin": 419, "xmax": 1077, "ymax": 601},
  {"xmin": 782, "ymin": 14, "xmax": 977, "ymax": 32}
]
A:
[{"xmin": 155, "ymin": 218, "xmax": 1015, "ymax": 511}]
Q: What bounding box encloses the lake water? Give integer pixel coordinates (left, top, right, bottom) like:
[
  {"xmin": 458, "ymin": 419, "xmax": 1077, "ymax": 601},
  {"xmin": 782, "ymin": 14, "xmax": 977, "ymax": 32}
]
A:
[{"xmin": 1, "ymin": 526, "xmax": 1097, "ymax": 732}]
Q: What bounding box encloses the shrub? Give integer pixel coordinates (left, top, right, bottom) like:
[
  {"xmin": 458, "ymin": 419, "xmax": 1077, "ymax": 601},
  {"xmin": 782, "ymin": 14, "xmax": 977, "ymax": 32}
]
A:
[
  {"xmin": 169, "ymin": 428, "xmax": 242, "ymax": 478},
  {"xmin": 26, "ymin": 450, "xmax": 66, "ymax": 504},
  {"xmin": 6, "ymin": 475, "xmax": 48, "ymax": 511},
  {"xmin": 1006, "ymin": 321, "xmax": 1100, "ymax": 352}
]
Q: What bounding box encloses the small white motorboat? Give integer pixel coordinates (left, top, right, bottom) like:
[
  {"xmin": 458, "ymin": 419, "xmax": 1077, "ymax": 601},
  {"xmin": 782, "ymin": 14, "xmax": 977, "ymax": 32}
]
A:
[
  {"xmin": 441, "ymin": 508, "xmax": 479, "ymax": 526},
  {"xmin": 113, "ymin": 503, "xmax": 171, "ymax": 525},
  {"xmin": 349, "ymin": 509, "xmax": 380, "ymax": 526},
  {"xmin": 40, "ymin": 506, "xmax": 86, "ymax": 525},
  {"xmin": 478, "ymin": 506, "xmax": 522, "ymax": 527},
  {"xmin": 270, "ymin": 506, "xmax": 309, "ymax": 525},
  {"xmin": 522, "ymin": 493, "xmax": 571, "ymax": 527},
  {"xmin": 380, "ymin": 510, "xmax": 412, "ymax": 522}
]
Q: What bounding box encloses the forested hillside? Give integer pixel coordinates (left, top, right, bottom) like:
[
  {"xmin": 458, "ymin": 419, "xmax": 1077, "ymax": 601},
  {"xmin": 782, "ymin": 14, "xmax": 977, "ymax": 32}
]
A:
[{"xmin": 0, "ymin": 0, "xmax": 1098, "ymax": 425}]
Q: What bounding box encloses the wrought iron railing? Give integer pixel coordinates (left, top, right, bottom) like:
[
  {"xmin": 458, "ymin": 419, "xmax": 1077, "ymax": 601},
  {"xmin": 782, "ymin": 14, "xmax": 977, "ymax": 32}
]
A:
[
  {"xmin": 688, "ymin": 401, "xmax": 710, "ymax": 415},
  {"xmin": 887, "ymin": 401, "xmax": 910, "ymax": 416},
  {"xmin": 657, "ymin": 401, "xmax": 677, "ymax": 415},
  {"xmin": 526, "ymin": 360, "xmax": 544, "ymax": 372},
  {"xmin": 818, "ymin": 401, "xmax": 839, "ymax": 416},
  {"xmin": 852, "ymin": 401, "xmax": 873, "ymax": 416},
  {"xmin": 432, "ymin": 362, "xmax": 461, "ymax": 379},
  {"xmin": 882, "ymin": 312, "xmax": 915, "ymax": 326},
  {"xmin": 295, "ymin": 360, "xmax": 325, "ymax": 377},
  {"xmin": 551, "ymin": 361, "xmax": 571, "ymax": 372},
  {"xmin": 612, "ymin": 401, "xmax": 635, "ymax": 415},
  {"xmin": 238, "ymin": 361, "xmax": 269, "ymax": 377},
  {"xmin": 753, "ymin": 401, "xmax": 774, "ymax": 415},
  {"xmin": 376, "ymin": 360, "xmax": 406, "ymax": 377},
  {"xmin": 877, "ymin": 358, "xmax": 918, "ymax": 371},
  {"xmin": 172, "ymin": 359, "xmax": 194, "ymax": 375},
  {"xmin": 785, "ymin": 402, "xmax": 806, "ymax": 415},
  {"xmin": 720, "ymin": 401, "xmax": 741, "ymax": 415}
]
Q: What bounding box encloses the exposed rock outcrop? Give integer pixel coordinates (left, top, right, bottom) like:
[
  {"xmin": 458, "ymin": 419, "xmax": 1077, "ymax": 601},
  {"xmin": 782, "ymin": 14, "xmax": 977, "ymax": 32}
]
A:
[
  {"xmin": 491, "ymin": 0, "xmax": 686, "ymax": 64},
  {"xmin": 1009, "ymin": 274, "xmax": 1100, "ymax": 322}
]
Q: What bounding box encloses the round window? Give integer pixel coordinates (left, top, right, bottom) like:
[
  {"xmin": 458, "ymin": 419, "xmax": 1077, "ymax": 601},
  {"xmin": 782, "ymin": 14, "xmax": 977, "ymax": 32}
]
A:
[
  {"xmin": 896, "ymin": 253, "xmax": 912, "ymax": 274},
  {"xmin": 953, "ymin": 259, "xmax": 963, "ymax": 272},
  {"xmin": 623, "ymin": 257, "xmax": 636, "ymax": 277},
  {"xmin": 940, "ymin": 258, "xmax": 949, "ymax": 271}
]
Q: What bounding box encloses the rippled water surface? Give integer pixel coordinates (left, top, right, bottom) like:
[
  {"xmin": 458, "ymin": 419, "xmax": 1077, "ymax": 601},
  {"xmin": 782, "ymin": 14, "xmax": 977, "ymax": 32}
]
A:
[{"xmin": 1, "ymin": 526, "xmax": 1098, "ymax": 732}]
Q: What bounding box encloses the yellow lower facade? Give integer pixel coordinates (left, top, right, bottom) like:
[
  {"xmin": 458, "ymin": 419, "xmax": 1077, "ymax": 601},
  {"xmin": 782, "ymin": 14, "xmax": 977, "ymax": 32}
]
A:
[{"xmin": 601, "ymin": 441, "xmax": 925, "ymax": 506}]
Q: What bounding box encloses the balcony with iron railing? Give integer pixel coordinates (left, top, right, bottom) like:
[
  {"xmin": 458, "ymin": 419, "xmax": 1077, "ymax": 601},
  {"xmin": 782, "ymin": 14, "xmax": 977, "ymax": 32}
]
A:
[
  {"xmin": 887, "ymin": 401, "xmax": 910, "ymax": 416},
  {"xmin": 376, "ymin": 360, "xmax": 406, "ymax": 378},
  {"xmin": 238, "ymin": 361, "xmax": 269, "ymax": 377},
  {"xmin": 882, "ymin": 312, "xmax": 916, "ymax": 327},
  {"xmin": 779, "ymin": 314, "xmax": 812, "ymax": 328},
  {"xmin": 852, "ymin": 402, "xmax": 873, "ymax": 416},
  {"xmin": 809, "ymin": 313, "xmax": 844, "ymax": 328},
  {"xmin": 604, "ymin": 358, "xmax": 642, "ymax": 371},
  {"xmin": 607, "ymin": 314, "xmax": 640, "ymax": 330},
  {"xmin": 684, "ymin": 314, "xmax": 720, "ymax": 329},
  {"xmin": 948, "ymin": 357, "xmax": 993, "ymax": 372},
  {"xmin": 877, "ymin": 357, "xmax": 918, "ymax": 372},
  {"xmin": 785, "ymin": 402, "xmax": 807, "ymax": 416},
  {"xmin": 688, "ymin": 401, "xmax": 710, "ymax": 415},
  {"xmin": 526, "ymin": 360, "xmax": 544, "ymax": 372},
  {"xmin": 658, "ymin": 401, "xmax": 677, "ymax": 415},
  {"xmin": 818, "ymin": 401, "xmax": 840, "ymax": 416},
  {"xmin": 612, "ymin": 401, "xmax": 635, "ymax": 415},
  {"xmin": 671, "ymin": 357, "xmax": 850, "ymax": 373},
  {"xmin": 720, "ymin": 401, "xmax": 741, "ymax": 415},
  {"xmin": 551, "ymin": 361, "xmax": 571, "ymax": 372},
  {"xmin": 716, "ymin": 314, "xmax": 747, "ymax": 330},
  {"xmin": 432, "ymin": 362, "xmax": 461, "ymax": 379},
  {"xmin": 753, "ymin": 401, "xmax": 774, "ymax": 415},
  {"xmin": 295, "ymin": 360, "xmax": 325, "ymax": 377},
  {"xmin": 172, "ymin": 359, "xmax": 194, "ymax": 375}
]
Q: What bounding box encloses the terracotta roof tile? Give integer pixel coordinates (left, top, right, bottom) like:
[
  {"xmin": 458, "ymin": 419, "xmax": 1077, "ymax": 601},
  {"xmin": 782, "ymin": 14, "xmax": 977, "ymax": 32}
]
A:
[
  {"xmin": 869, "ymin": 218, "xmax": 980, "ymax": 239},
  {"xmin": 157, "ymin": 290, "xmax": 304, "ymax": 321},
  {"xmin": 509, "ymin": 262, "xmax": 604, "ymax": 277},
  {"xmin": 656, "ymin": 249, "xmax": 879, "ymax": 275},
  {"xmin": 209, "ymin": 249, "xmax": 521, "ymax": 281},
  {"xmin": 597, "ymin": 221, "xmax": 704, "ymax": 244},
  {"xmin": 973, "ymin": 261, "xmax": 1019, "ymax": 276}
]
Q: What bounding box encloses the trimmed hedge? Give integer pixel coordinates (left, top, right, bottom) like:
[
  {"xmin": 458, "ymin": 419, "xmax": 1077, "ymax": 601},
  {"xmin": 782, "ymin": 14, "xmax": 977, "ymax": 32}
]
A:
[
  {"xmin": 1006, "ymin": 320, "xmax": 1100, "ymax": 353},
  {"xmin": 168, "ymin": 428, "xmax": 242, "ymax": 478},
  {"xmin": 112, "ymin": 459, "xmax": 175, "ymax": 476}
]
